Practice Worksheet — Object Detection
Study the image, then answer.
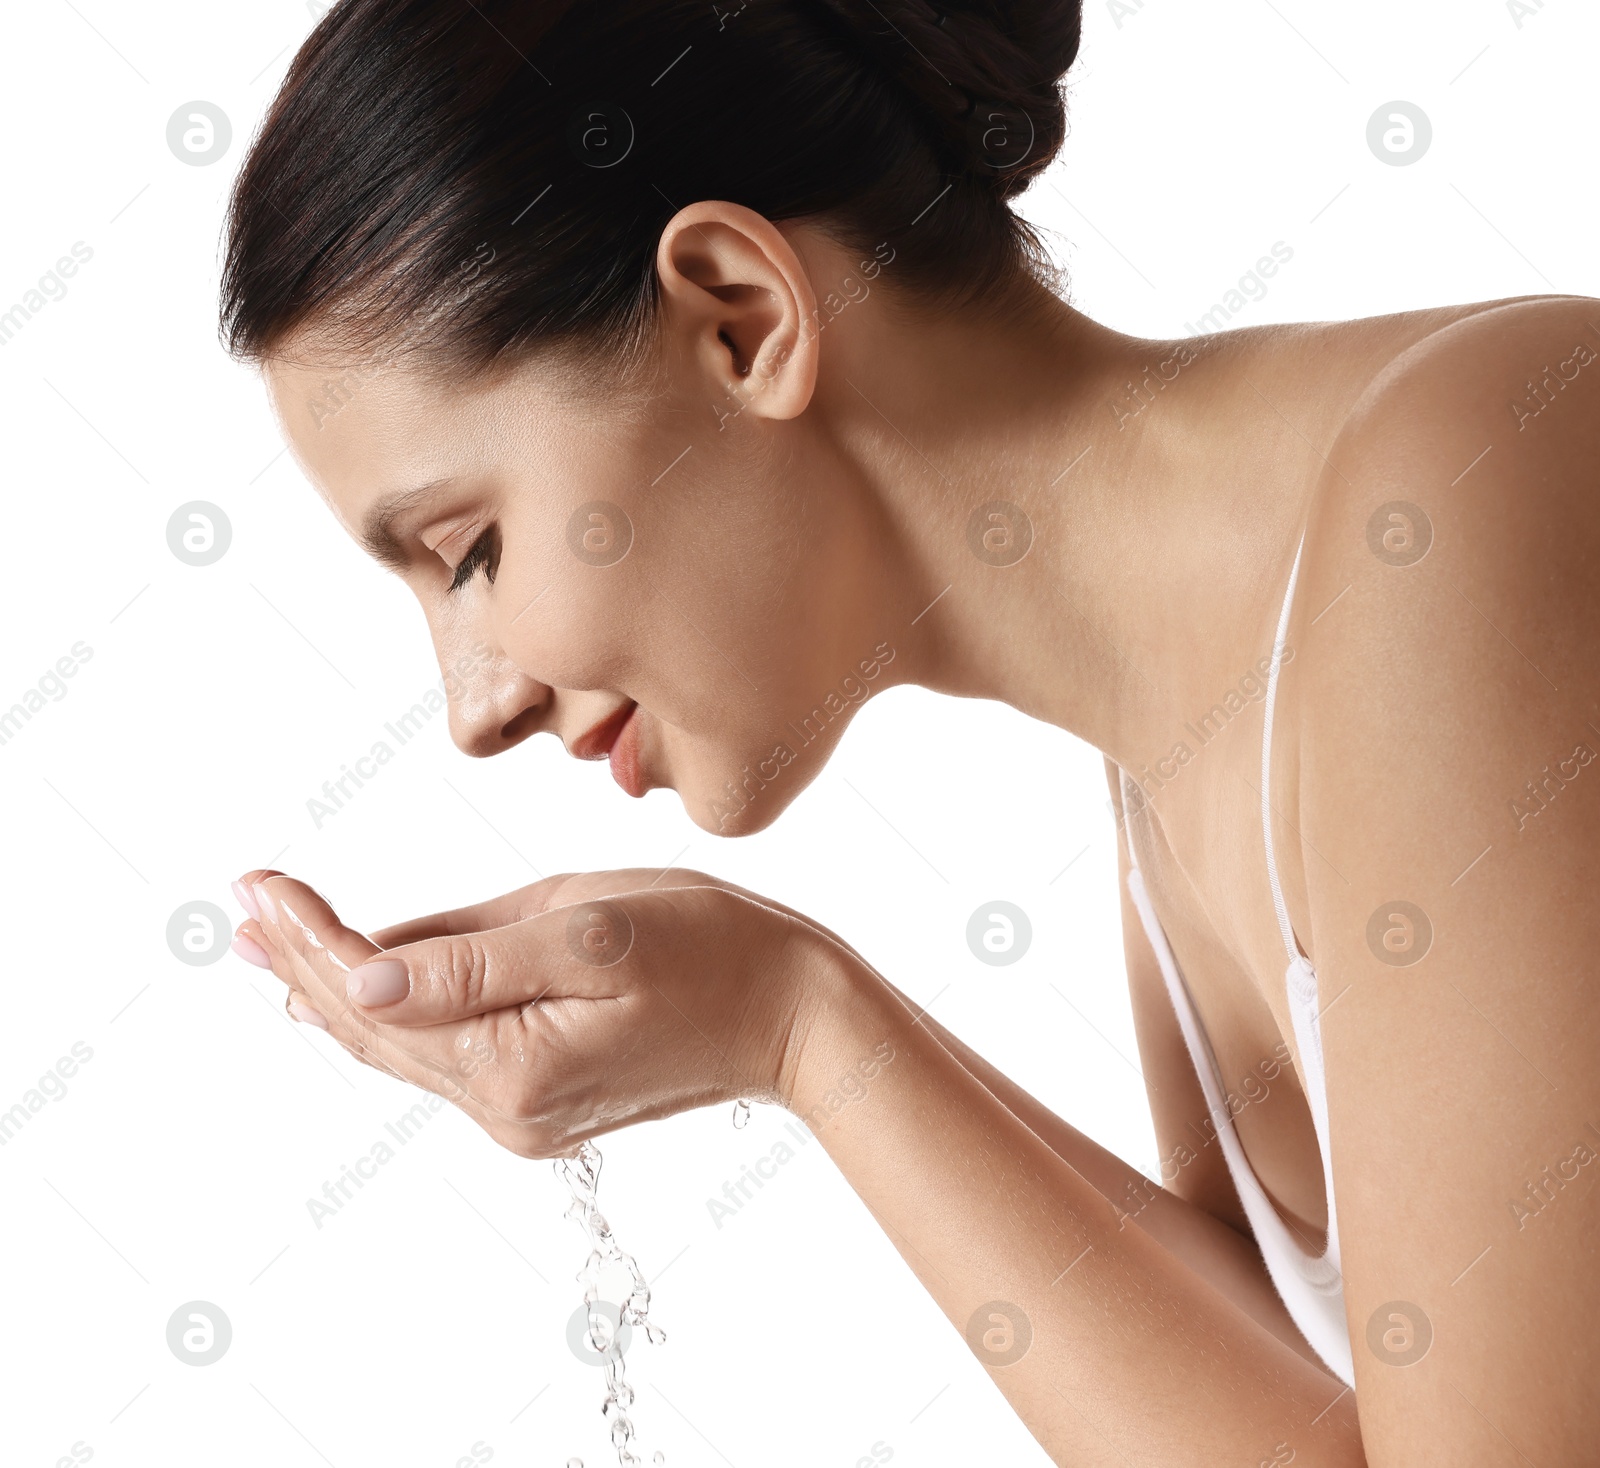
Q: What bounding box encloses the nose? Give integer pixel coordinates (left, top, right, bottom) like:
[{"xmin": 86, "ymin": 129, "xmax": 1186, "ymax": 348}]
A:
[{"xmin": 448, "ymin": 646, "xmax": 550, "ymax": 758}]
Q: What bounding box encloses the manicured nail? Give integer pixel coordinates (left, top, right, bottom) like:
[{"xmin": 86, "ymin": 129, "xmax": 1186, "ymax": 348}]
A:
[
  {"xmin": 232, "ymin": 880, "xmax": 261, "ymax": 922},
  {"xmin": 253, "ymin": 882, "xmax": 277, "ymax": 923},
  {"xmin": 231, "ymin": 933, "xmax": 272, "ymax": 969},
  {"xmin": 287, "ymin": 999, "xmax": 329, "ymax": 1030},
  {"xmin": 347, "ymin": 959, "xmax": 410, "ymax": 1007}
]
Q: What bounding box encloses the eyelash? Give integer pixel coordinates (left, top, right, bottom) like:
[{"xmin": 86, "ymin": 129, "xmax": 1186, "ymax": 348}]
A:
[{"xmin": 447, "ymin": 525, "xmax": 499, "ymax": 593}]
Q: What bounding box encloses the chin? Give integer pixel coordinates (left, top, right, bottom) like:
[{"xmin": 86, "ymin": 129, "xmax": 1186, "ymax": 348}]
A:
[
  {"xmin": 684, "ymin": 746, "xmax": 817, "ymax": 837},
  {"xmin": 687, "ymin": 787, "xmax": 787, "ymax": 838}
]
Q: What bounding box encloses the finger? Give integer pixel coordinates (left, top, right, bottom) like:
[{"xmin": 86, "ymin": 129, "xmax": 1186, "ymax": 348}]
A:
[
  {"xmin": 237, "ymin": 919, "xmax": 355, "ymax": 1052},
  {"xmin": 235, "ymin": 869, "xmax": 336, "ymax": 988},
  {"xmin": 254, "ymin": 874, "xmax": 495, "ymax": 1088},
  {"xmin": 251, "ymin": 877, "xmax": 420, "ymax": 1063},
  {"xmin": 234, "ymin": 870, "xmax": 337, "ymax": 1000},
  {"xmin": 344, "ymin": 892, "xmax": 650, "ymax": 1027},
  {"xmin": 257, "ymin": 912, "xmax": 455, "ymax": 1085},
  {"xmin": 366, "ymin": 873, "xmax": 577, "ymax": 949},
  {"xmin": 286, "ymin": 996, "xmax": 331, "ymax": 1030},
  {"xmin": 233, "ymin": 914, "xmax": 328, "ymax": 1017},
  {"xmin": 241, "ymin": 877, "xmax": 564, "ymax": 1147},
  {"xmin": 230, "ymin": 917, "xmax": 275, "ymax": 973},
  {"xmin": 361, "ymin": 864, "xmax": 724, "ymax": 948}
]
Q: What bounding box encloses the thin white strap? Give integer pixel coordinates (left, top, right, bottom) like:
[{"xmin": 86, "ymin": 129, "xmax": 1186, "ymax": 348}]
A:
[
  {"xmin": 1261, "ymin": 531, "xmax": 1306, "ymax": 967},
  {"xmin": 1126, "ymin": 864, "xmax": 1347, "ymax": 1300},
  {"xmin": 1116, "ymin": 770, "xmax": 1142, "ymax": 872}
]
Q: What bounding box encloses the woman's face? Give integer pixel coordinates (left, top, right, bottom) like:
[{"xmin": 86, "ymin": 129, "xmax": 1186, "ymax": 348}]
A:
[{"xmin": 263, "ymin": 327, "xmax": 898, "ymax": 837}]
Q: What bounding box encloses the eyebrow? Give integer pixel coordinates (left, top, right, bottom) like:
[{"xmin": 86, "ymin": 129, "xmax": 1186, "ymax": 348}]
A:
[{"xmin": 359, "ymin": 478, "xmax": 456, "ymax": 571}]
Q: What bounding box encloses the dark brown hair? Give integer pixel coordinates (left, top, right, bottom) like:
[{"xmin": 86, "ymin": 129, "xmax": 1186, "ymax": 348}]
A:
[{"xmin": 220, "ymin": 0, "xmax": 1084, "ymax": 378}]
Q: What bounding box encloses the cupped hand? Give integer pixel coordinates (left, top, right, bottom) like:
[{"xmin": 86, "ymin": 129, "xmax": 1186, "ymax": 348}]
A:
[{"xmin": 230, "ymin": 868, "xmax": 840, "ymax": 1159}]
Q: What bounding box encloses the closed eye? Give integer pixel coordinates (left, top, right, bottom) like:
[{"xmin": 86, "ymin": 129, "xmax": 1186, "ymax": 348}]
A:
[{"xmin": 448, "ymin": 525, "xmax": 499, "ymax": 593}]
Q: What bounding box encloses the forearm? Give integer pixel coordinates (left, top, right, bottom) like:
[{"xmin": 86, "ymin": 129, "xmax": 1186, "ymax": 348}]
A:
[
  {"xmin": 869, "ymin": 974, "xmax": 1331, "ymax": 1374},
  {"xmin": 783, "ymin": 947, "xmax": 1364, "ymax": 1467}
]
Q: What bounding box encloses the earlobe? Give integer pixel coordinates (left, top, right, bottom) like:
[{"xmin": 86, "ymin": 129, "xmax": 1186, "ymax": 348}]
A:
[{"xmin": 655, "ymin": 201, "xmax": 818, "ymax": 422}]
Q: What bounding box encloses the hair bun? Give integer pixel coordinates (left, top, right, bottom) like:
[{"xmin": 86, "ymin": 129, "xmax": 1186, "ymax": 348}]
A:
[{"xmin": 806, "ymin": 0, "xmax": 1083, "ymax": 200}]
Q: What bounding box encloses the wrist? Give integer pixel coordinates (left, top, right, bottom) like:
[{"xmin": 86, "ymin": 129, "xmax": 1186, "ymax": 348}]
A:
[{"xmin": 772, "ymin": 929, "xmax": 906, "ymax": 1123}]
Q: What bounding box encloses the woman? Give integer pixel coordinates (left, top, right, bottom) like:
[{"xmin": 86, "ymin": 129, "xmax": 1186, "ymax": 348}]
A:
[{"xmin": 221, "ymin": 0, "xmax": 1600, "ymax": 1460}]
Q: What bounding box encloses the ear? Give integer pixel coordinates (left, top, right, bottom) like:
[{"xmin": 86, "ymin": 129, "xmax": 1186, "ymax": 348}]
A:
[{"xmin": 655, "ymin": 201, "xmax": 819, "ymax": 422}]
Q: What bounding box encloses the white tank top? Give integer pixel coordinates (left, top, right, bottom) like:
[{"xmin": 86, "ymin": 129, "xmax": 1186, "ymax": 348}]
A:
[{"xmin": 1115, "ymin": 530, "xmax": 1356, "ymax": 1387}]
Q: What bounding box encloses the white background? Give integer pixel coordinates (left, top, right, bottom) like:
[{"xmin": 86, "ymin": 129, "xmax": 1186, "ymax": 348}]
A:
[{"xmin": 0, "ymin": 1, "xmax": 1594, "ymax": 1465}]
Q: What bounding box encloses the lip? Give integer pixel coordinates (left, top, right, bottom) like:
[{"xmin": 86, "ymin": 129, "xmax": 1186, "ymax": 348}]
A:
[
  {"xmin": 608, "ymin": 703, "xmax": 645, "ymax": 799},
  {"xmin": 569, "ymin": 700, "xmax": 637, "ymax": 762}
]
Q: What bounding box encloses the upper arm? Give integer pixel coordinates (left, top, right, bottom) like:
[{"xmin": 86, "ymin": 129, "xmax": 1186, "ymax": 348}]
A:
[{"xmin": 1295, "ymin": 299, "xmax": 1600, "ymax": 1460}]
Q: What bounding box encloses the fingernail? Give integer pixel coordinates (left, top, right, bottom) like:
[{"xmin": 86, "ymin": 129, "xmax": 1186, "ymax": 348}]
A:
[
  {"xmin": 254, "ymin": 882, "xmax": 277, "ymax": 923},
  {"xmin": 231, "ymin": 933, "xmax": 272, "ymax": 969},
  {"xmin": 347, "ymin": 959, "xmax": 410, "ymax": 1007},
  {"xmin": 287, "ymin": 999, "xmax": 329, "ymax": 1030},
  {"xmin": 232, "ymin": 880, "xmax": 261, "ymax": 922}
]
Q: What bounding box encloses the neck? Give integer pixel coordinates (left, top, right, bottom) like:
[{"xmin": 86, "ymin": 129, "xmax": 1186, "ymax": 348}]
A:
[{"xmin": 810, "ymin": 275, "xmax": 1320, "ymax": 775}]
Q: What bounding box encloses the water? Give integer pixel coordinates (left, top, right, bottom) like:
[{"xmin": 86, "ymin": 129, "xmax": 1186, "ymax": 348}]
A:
[
  {"xmin": 557, "ymin": 1105, "xmax": 752, "ymax": 1464},
  {"xmin": 554, "ymin": 1141, "xmax": 667, "ymax": 1468}
]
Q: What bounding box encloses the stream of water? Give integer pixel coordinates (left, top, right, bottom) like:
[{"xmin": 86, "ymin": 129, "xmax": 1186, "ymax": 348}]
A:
[{"xmin": 554, "ymin": 1097, "xmax": 755, "ymax": 1465}]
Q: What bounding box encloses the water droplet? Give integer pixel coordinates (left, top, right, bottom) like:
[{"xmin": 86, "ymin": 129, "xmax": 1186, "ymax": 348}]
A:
[
  {"xmin": 567, "ymin": 1459, "xmax": 584, "ymax": 1468},
  {"xmin": 654, "ymin": 1454, "xmax": 666, "ymax": 1465},
  {"xmin": 731, "ymin": 1097, "xmax": 752, "ymax": 1128}
]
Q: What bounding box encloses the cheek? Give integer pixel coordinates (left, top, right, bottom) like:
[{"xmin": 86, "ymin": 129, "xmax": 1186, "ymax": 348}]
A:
[
  {"xmin": 488, "ymin": 438, "xmax": 807, "ymax": 720},
  {"xmin": 500, "ymin": 552, "xmax": 648, "ymax": 694}
]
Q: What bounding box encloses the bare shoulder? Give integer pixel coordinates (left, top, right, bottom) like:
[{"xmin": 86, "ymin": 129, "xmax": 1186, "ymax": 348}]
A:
[
  {"xmin": 1298, "ymin": 292, "xmax": 1600, "ymax": 742},
  {"xmin": 1331, "ymin": 291, "xmax": 1600, "ymax": 462},
  {"xmin": 1279, "ymin": 295, "xmax": 1600, "ymax": 1450},
  {"xmin": 1292, "ymin": 290, "xmax": 1600, "ymax": 942}
]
